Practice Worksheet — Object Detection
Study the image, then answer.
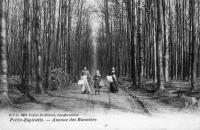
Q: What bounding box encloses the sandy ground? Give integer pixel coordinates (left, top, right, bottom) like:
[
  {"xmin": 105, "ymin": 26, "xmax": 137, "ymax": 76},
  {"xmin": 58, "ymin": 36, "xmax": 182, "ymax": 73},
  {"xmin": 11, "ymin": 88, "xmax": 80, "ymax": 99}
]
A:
[
  {"xmin": 11, "ymin": 82, "xmax": 147, "ymax": 114},
  {"xmin": 1, "ymin": 80, "xmax": 200, "ymax": 130}
]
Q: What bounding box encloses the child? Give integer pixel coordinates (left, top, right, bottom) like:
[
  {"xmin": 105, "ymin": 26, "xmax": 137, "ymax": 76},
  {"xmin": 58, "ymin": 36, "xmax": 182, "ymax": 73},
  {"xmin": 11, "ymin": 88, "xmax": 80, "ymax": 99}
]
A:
[{"xmin": 93, "ymin": 70, "xmax": 101, "ymax": 95}]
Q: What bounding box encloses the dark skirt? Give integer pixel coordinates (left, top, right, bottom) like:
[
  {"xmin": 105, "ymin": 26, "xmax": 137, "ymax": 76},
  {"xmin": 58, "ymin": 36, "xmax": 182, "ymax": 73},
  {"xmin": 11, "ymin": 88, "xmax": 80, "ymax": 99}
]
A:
[
  {"xmin": 110, "ymin": 82, "xmax": 118, "ymax": 93},
  {"xmin": 94, "ymin": 81, "xmax": 100, "ymax": 89}
]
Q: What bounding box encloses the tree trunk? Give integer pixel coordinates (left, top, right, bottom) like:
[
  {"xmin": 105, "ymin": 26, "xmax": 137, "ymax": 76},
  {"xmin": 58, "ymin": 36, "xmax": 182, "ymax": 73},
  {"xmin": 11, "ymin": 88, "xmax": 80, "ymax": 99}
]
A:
[
  {"xmin": 125, "ymin": 0, "xmax": 137, "ymax": 86},
  {"xmin": 34, "ymin": 0, "xmax": 44, "ymax": 94},
  {"xmin": 21, "ymin": 0, "xmax": 30, "ymax": 95},
  {"xmin": 156, "ymin": 0, "xmax": 165, "ymax": 91},
  {"xmin": 137, "ymin": 0, "xmax": 143, "ymax": 87},
  {"xmin": 104, "ymin": 0, "xmax": 112, "ymax": 70},
  {"xmin": 45, "ymin": 0, "xmax": 52, "ymax": 90},
  {"xmin": 162, "ymin": 0, "xmax": 169, "ymax": 82},
  {"xmin": 67, "ymin": 0, "xmax": 71, "ymax": 75},
  {"xmin": 0, "ymin": 0, "xmax": 11, "ymax": 107},
  {"xmin": 190, "ymin": 0, "xmax": 198, "ymax": 91}
]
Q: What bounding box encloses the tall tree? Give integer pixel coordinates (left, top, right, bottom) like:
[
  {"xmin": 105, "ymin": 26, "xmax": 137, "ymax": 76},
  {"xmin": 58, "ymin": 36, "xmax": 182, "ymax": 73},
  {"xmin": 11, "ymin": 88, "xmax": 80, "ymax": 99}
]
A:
[
  {"xmin": 21, "ymin": 0, "xmax": 30, "ymax": 95},
  {"xmin": 156, "ymin": 0, "xmax": 165, "ymax": 91},
  {"xmin": 34, "ymin": 0, "xmax": 44, "ymax": 94},
  {"xmin": 125, "ymin": 0, "xmax": 137, "ymax": 86},
  {"xmin": 190, "ymin": 0, "xmax": 198, "ymax": 91},
  {"xmin": 104, "ymin": 0, "xmax": 113, "ymax": 70},
  {"xmin": 162, "ymin": 0, "xmax": 169, "ymax": 82},
  {"xmin": 67, "ymin": 0, "xmax": 72, "ymax": 75},
  {"xmin": 0, "ymin": 0, "xmax": 11, "ymax": 107},
  {"xmin": 137, "ymin": 0, "xmax": 143, "ymax": 87}
]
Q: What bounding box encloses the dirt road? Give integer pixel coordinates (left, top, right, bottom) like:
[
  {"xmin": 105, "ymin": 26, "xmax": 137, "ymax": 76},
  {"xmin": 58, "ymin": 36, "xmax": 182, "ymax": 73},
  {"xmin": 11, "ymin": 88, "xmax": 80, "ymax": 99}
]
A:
[
  {"xmin": 15, "ymin": 81, "xmax": 148, "ymax": 114},
  {"xmin": 5, "ymin": 80, "xmax": 200, "ymax": 130}
]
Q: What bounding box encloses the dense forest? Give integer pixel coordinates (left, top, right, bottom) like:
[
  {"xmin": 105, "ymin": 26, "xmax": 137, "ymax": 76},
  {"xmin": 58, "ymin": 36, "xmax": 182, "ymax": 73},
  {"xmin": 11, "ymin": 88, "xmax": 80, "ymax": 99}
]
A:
[
  {"xmin": 96, "ymin": 0, "xmax": 200, "ymax": 91},
  {"xmin": 0, "ymin": 0, "xmax": 95, "ymax": 106},
  {"xmin": 0, "ymin": 0, "xmax": 200, "ymax": 108}
]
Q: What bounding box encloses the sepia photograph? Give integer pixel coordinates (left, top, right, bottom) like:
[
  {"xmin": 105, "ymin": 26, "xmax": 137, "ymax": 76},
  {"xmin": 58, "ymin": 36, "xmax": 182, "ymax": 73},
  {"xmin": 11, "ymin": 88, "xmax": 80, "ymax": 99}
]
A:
[{"xmin": 0, "ymin": 0, "xmax": 200, "ymax": 129}]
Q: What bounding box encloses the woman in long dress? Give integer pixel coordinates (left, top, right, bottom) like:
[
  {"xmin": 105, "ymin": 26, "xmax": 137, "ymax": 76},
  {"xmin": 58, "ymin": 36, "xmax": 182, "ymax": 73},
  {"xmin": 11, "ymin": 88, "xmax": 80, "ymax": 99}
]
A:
[
  {"xmin": 81, "ymin": 67, "xmax": 91, "ymax": 94},
  {"xmin": 110, "ymin": 67, "xmax": 118, "ymax": 93},
  {"xmin": 81, "ymin": 75, "xmax": 91, "ymax": 94}
]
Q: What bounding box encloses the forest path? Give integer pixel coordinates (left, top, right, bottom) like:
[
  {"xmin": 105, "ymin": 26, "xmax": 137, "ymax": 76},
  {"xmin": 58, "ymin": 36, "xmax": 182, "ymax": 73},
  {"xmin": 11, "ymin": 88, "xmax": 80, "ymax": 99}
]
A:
[
  {"xmin": 13, "ymin": 80, "xmax": 147, "ymax": 114},
  {"xmin": 9, "ymin": 79, "xmax": 185, "ymax": 115},
  {"xmin": 6, "ymin": 80, "xmax": 200, "ymax": 130}
]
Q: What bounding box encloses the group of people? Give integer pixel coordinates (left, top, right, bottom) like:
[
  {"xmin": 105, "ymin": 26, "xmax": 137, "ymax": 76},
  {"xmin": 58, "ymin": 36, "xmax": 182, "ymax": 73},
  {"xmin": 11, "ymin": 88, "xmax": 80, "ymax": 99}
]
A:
[{"xmin": 79, "ymin": 67, "xmax": 118, "ymax": 95}]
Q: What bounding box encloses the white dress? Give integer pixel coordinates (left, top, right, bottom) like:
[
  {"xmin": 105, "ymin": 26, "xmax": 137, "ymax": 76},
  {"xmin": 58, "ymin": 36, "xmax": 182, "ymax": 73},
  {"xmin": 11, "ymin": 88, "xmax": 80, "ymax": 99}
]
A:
[{"xmin": 81, "ymin": 75, "xmax": 91, "ymax": 93}]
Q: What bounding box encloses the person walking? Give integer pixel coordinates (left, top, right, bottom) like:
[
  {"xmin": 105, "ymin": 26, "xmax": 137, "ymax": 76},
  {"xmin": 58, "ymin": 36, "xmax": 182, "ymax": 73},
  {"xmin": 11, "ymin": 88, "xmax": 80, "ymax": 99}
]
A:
[
  {"xmin": 82, "ymin": 67, "xmax": 91, "ymax": 83},
  {"xmin": 80, "ymin": 67, "xmax": 91, "ymax": 94},
  {"xmin": 109, "ymin": 67, "xmax": 118, "ymax": 93},
  {"xmin": 93, "ymin": 70, "xmax": 101, "ymax": 95}
]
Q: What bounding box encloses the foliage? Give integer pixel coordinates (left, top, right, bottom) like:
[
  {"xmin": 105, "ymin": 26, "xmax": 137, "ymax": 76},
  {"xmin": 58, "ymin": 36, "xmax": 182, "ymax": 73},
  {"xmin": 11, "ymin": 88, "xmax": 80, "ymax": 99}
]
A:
[{"xmin": 43, "ymin": 68, "xmax": 70, "ymax": 90}]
